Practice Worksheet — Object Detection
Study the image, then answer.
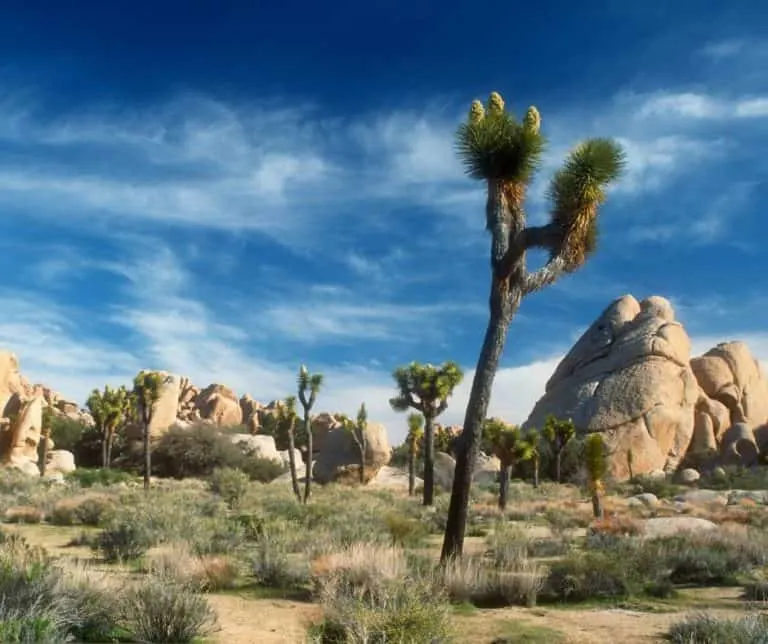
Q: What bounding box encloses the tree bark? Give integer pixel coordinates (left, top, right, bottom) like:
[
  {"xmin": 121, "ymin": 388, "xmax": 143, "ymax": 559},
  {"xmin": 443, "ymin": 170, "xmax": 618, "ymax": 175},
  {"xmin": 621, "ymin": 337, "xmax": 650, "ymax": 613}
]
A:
[
  {"xmin": 408, "ymin": 445, "xmax": 416, "ymax": 496},
  {"xmin": 287, "ymin": 427, "xmax": 301, "ymax": 502},
  {"xmin": 532, "ymin": 457, "xmax": 539, "ymax": 489},
  {"xmin": 106, "ymin": 431, "xmax": 114, "ymax": 469},
  {"xmin": 441, "ymin": 179, "xmax": 522, "ymax": 563},
  {"xmin": 38, "ymin": 430, "xmax": 49, "ymax": 478},
  {"xmin": 358, "ymin": 440, "xmax": 366, "ymax": 485},
  {"xmin": 591, "ymin": 491, "xmax": 603, "ymax": 519},
  {"xmin": 422, "ymin": 415, "xmax": 436, "ymax": 506},
  {"xmin": 555, "ymin": 450, "xmax": 562, "ymax": 484},
  {"xmin": 143, "ymin": 422, "xmax": 151, "ymax": 492},
  {"xmin": 101, "ymin": 432, "xmax": 109, "ymax": 469},
  {"xmin": 498, "ymin": 463, "xmax": 510, "ymax": 510},
  {"xmin": 303, "ymin": 412, "xmax": 312, "ymax": 504}
]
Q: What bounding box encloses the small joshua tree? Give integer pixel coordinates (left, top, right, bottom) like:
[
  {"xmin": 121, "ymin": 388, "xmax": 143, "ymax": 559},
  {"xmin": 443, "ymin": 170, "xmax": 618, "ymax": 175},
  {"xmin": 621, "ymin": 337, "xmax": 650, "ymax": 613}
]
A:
[
  {"xmin": 133, "ymin": 371, "xmax": 168, "ymax": 492},
  {"xmin": 343, "ymin": 403, "xmax": 368, "ymax": 485},
  {"xmin": 276, "ymin": 396, "xmax": 301, "ymax": 502},
  {"xmin": 627, "ymin": 447, "xmax": 634, "ymax": 481},
  {"xmin": 87, "ymin": 384, "xmax": 133, "ymax": 469},
  {"xmin": 406, "ymin": 413, "xmax": 424, "ymax": 497},
  {"xmin": 542, "ymin": 415, "xmax": 576, "ymax": 484},
  {"xmin": 442, "ymin": 91, "xmax": 625, "ymax": 562},
  {"xmin": 524, "ymin": 428, "xmax": 542, "ymax": 488},
  {"xmin": 390, "ymin": 361, "xmax": 464, "ymax": 506},
  {"xmin": 297, "ymin": 365, "xmax": 323, "ymax": 504},
  {"xmin": 482, "ymin": 418, "xmax": 531, "ymax": 510},
  {"xmin": 584, "ymin": 433, "xmax": 607, "ymax": 519}
]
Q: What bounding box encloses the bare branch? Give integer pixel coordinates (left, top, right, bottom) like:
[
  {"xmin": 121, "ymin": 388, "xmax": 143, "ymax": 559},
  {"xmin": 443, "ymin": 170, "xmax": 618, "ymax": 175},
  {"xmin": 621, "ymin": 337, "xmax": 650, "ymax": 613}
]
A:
[{"xmin": 523, "ymin": 254, "xmax": 569, "ymax": 295}]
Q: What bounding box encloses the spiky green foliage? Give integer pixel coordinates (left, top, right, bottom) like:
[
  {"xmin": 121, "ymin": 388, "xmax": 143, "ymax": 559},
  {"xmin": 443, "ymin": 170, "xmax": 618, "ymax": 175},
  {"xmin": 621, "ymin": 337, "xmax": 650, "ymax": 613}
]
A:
[
  {"xmin": 342, "ymin": 403, "xmax": 369, "ymax": 484},
  {"xmin": 482, "ymin": 418, "xmax": 530, "ymax": 466},
  {"xmin": 389, "ymin": 362, "xmax": 464, "ymax": 415},
  {"xmin": 456, "ymin": 92, "xmax": 546, "ymax": 182},
  {"xmin": 584, "ymin": 433, "xmax": 607, "ymax": 486},
  {"xmin": 86, "ymin": 385, "xmax": 133, "ymax": 468},
  {"xmin": 406, "ymin": 414, "xmax": 424, "ymax": 453},
  {"xmin": 276, "ymin": 396, "xmax": 302, "ymax": 502},
  {"xmin": 542, "ymin": 415, "xmax": 576, "ymax": 483},
  {"xmin": 133, "ymin": 371, "xmax": 169, "ymax": 492}
]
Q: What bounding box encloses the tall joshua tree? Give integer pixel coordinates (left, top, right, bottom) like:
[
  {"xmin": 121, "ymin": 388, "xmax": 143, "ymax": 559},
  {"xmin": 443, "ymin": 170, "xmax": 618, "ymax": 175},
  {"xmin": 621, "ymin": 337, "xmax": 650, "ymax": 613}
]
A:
[
  {"xmin": 523, "ymin": 428, "xmax": 542, "ymax": 489},
  {"xmin": 133, "ymin": 372, "xmax": 168, "ymax": 492},
  {"xmin": 542, "ymin": 415, "xmax": 576, "ymax": 484},
  {"xmin": 38, "ymin": 406, "xmax": 54, "ymax": 477},
  {"xmin": 343, "ymin": 403, "xmax": 368, "ymax": 485},
  {"xmin": 406, "ymin": 413, "xmax": 424, "ymax": 497},
  {"xmin": 276, "ymin": 396, "xmax": 301, "ymax": 502},
  {"xmin": 298, "ymin": 365, "xmax": 323, "ymax": 504},
  {"xmin": 390, "ymin": 361, "xmax": 464, "ymax": 506},
  {"xmin": 441, "ymin": 91, "xmax": 625, "ymax": 562},
  {"xmin": 584, "ymin": 433, "xmax": 607, "ymax": 519},
  {"xmin": 87, "ymin": 385, "xmax": 133, "ymax": 469}
]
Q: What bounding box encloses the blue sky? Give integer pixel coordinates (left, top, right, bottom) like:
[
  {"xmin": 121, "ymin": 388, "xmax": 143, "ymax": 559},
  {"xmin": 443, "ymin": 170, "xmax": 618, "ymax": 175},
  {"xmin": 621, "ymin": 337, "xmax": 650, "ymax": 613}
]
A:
[{"xmin": 0, "ymin": 1, "xmax": 767, "ymax": 442}]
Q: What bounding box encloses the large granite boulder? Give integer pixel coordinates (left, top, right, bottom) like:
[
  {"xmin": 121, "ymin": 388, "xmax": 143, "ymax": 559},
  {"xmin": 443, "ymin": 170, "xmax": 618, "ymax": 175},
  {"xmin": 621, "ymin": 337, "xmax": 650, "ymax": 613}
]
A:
[
  {"xmin": 125, "ymin": 371, "xmax": 182, "ymax": 440},
  {"xmin": 195, "ymin": 384, "xmax": 243, "ymax": 427},
  {"xmin": 313, "ymin": 422, "xmax": 391, "ymax": 484},
  {"xmin": 523, "ymin": 295, "xmax": 700, "ymax": 479}
]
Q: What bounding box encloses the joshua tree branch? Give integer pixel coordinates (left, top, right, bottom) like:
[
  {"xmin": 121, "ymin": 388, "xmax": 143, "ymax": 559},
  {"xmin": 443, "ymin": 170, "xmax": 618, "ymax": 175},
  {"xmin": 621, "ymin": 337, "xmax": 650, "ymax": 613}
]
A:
[{"xmin": 523, "ymin": 254, "xmax": 569, "ymax": 295}]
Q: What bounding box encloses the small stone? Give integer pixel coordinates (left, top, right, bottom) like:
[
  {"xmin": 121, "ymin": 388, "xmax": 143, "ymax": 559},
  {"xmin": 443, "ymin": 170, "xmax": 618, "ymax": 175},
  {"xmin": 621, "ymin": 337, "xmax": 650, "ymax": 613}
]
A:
[
  {"xmin": 627, "ymin": 493, "xmax": 659, "ymax": 508},
  {"xmin": 678, "ymin": 468, "xmax": 700, "ymax": 485}
]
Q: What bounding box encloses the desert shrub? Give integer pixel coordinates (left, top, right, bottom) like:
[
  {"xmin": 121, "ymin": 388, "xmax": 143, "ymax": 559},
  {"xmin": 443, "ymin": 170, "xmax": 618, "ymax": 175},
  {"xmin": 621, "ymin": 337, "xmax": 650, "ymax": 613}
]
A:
[
  {"xmin": 96, "ymin": 519, "xmax": 155, "ymax": 562},
  {"xmin": 240, "ymin": 457, "xmax": 285, "ymax": 483},
  {"xmin": 122, "ymin": 575, "xmax": 217, "ymax": 643},
  {"xmin": 252, "ymin": 532, "xmax": 306, "ymax": 589},
  {"xmin": 742, "ymin": 579, "xmax": 768, "ymax": 601},
  {"xmin": 67, "ymin": 468, "xmax": 132, "ymax": 488},
  {"xmin": 666, "ymin": 612, "xmax": 768, "ymax": 643},
  {"xmin": 144, "ymin": 542, "xmax": 239, "ymax": 591},
  {"xmin": 384, "ymin": 512, "xmax": 429, "ymax": 547},
  {"xmin": 626, "ymin": 474, "xmax": 682, "ymax": 499},
  {"xmin": 49, "ymin": 416, "xmax": 89, "ymax": 453},
  {"xmin": 3, "ymin": 506, "xmax": 44, "ymax": 524},
  {"xmin": 0, "ymin": 469, "xmax": 40, "ymax": 496},
  {"xmin": 152, "ymin": 424, "xmax": 245, "ymax": 478},
  {"xmin": 700, "ymin": 466, "xmax": 768, "ymax": 491},
  {"xmin": 310, "ymin": 553, "xmax": 451, "ymax": 644},
  {"xmin": 51, "ymin": 494, "xmax": 115, "ymax": 527},
  {"xmin": 208, "ymin": 467, "xmax": 249, "ymax": 509}
]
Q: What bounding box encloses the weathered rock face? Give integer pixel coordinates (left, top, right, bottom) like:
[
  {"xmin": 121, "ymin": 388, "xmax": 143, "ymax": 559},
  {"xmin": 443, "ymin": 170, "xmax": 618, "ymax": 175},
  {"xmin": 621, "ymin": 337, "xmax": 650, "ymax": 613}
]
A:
[
  {"xmin": 126, "ymin": 371, "xmax": 182, "ymax": 441},
  {"xmin": 195, "ymin": 384, "xmax": 243, "ymax": 427},
  {"xmin": 229, "ymin": 434, "xmax": 283, "ymax": 466},
  {"xmin": 524, "ymin": 295, "xmax": 699, "ymax": 479},
  {"xmin": 523, "ymin": 295, "xmax": 768, "ymax": 480},
  {"xmin": 240, "ymin": 394, "xmax": 263, "ymax": 434},
  {"xmin": 313, "ymin": 422, "xmax": 391, "ymax": 484}
]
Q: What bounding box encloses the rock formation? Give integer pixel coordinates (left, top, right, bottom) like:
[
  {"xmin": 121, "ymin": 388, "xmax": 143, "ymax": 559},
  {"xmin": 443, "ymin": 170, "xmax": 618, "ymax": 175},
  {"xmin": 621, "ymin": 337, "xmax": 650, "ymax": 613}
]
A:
[
  {"xmin": 523, "ymin": 295, "xmax": 768, "ymax": 480},
  {"xmin": 313, "ymin": 422, "xmax": 392, "ymax": 484}
]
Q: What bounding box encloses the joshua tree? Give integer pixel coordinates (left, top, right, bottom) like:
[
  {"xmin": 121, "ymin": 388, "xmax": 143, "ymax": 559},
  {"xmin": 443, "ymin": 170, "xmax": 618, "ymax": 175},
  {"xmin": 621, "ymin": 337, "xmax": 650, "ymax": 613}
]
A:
[
  {"xmin": 276, "ymin": 396, "xmax": 301, "ymax": 502},
  {"xmin": 542, "ymin": 415, "xmax": 576, "ymax": 484},
  {"xmin": 406, "ymin": 413, "xmax": 424, "ymax": 497},
  {"xmin": 38, "ymin": 406, "xmax": 54, "ymax": 477},
  {"xmin": 390, "ymin": 361, "xmax": 464, "ymax": 506},
  {"xmin": 627, "ymin": 447, "xmax": 635, "ymax": 481},
  {"xmin": 133, "ymin": 371, "xmax": 168, "ymax": 492},
  {"xmin": 584, "ymin": 433, "xmax": 607, "ymax": 519},
  {"xmin": 441, "ymin": 91, "xmax": 625, "ymax": 562},
  {"xmin": 482, "ymin": 418, "xmax": 531, "ymax": 510},
  {"xmin": 297, "ymin": 365, "xmax": 323, "ymax": 504},
  {"xmin": 86, "ymin": 385, "xmax": 133, "ymax": 469},
  {"xmin": 343, "ymin": 403, "xmax": 368, "ymax": 485},
  {"xmin": 524, "ymin": 428, "xmax": 542, "ymax": 488}
]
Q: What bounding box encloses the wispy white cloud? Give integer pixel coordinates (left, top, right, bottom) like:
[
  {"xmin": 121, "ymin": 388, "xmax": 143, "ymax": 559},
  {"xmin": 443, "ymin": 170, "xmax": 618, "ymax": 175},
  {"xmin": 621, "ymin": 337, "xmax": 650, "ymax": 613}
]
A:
[{"xmin": 633, "ymin": 91, "xmax": 768, "ymax": 121}]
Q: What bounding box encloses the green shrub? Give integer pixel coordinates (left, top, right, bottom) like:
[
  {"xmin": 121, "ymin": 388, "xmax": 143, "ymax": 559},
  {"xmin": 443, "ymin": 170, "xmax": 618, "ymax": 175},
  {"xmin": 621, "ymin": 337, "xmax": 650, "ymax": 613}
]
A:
[
  {"xmin": 627, "ymin": 474, "xmax": 682, "ymax": 499},
  {"xmin": 239, "ymin": 457, "xmax": 285, "ymax": 483},
  {"xmin": 742, "ymin": 579, "xmax": 768, "ymax": 601},
  {"xmin": 384, "ymin": 512, "xmax": 429, "ymax": 547},
  {"xmin": 666, "ymin": 612, "xmax": 768, "ymax": 643},
  {"xmin": 49, "ymin": 416, "xmax": 89, "ymax": 453},
  {"xmin": 252, "ymin": 534, "xmax": 305, "ymax": 589},
  {"xmin": 122, "ymin": 575, "xmax": 217, "ymax": 643},
  {"xmin": 208, "ymin": 467, "xmax": 249, "ymax": 509},
  {"xmin": 96, "ymin": 520, "xmax": 155, "ymax": 563},
  {"xmin": 74, "ymin": 496, "xmax": 115, "ymax": 527},
  {"xmin": 67, "ymin": 468, "xmax": 133, "ymax": 488}
]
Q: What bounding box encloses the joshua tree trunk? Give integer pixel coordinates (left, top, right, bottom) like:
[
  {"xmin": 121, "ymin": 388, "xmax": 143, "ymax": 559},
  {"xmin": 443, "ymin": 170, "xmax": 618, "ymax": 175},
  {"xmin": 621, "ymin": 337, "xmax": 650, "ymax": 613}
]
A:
[
  {"xmin": 555, "ymin": 450, "xmax": 563, "ymax": 484},
  {"xmin": 106, "ymin": 431, "xmax": 114, "ymax": 469},
  {"xmin": 143, "ymin": 422, "xmax": 151, "ymax": 492},
  {"xmin": 498, "ymin": 462, "xmax": 511, "ymax": 510},
  {"xmin": 591, "ymin": 489, "xmax": 603, "ymax": 519},
  {"xmin": 287, "ymin": 427, "xmax": 301, "ymax": 502},
  {"xmin": 408, "ymin": 445, "xmax": 416, "ymax": 496},
  {"xmin": 38, "ymin": 429, "xmax": 49, "ymax": 477},
  {"xmin": 358, "ymin": 442, "xmax": 366, "ymax": 485},
  {"xmin": 441, "ymin": 180, "xmax": 523, "ymax": 562},
  {"xmin": 532, "ymin": 456, "xmax": 540, "ymax": 489},
  {"xmin": 101, "ymin": 433, "xmax": 109, "ymax": 469},
  {"xmin": 303, "ymin": 414, "xmax": 312, "ymax": 504},
  {"xmin": 423, "ymin": 415, "xmax": 436, "ymax": 506}
]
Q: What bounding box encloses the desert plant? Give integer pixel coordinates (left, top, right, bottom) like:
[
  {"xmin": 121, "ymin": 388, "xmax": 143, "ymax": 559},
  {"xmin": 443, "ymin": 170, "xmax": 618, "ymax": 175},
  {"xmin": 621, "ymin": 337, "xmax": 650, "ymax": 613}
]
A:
[
  {"xmin": 390, "ymin": 361, "xmax": 464, "ymax": 506},
  {"xmin": 667, "ymin": 612, "xmax": 768, "ymax": 643},
  {"xmin": 96, "ymin": 519, "xmax": 155, "ymax": 563},
  {"xmin": 524, "ymin": 428, "xmax": 542, "ymax": 488},
  {"xmin": 298, "ymin": 365, "xmax": 323, "ymax": 504},
  {"xmin": 441, "ymin": 91, "xmax": 625, "ymax": 561},
  {"xmin": 482, "ymin": 418, "xmax": 532, "ymax": 510},
  {"xmin": 133, "ymin": 371, "xmax": 169, "ymax": 492},
  {"xmin": 342, "ymin": 403, "xmax": 368, "ymax": 485},
  {"xmin": 627, "ymin": 447, "xmax": 635, "ymax": 481},
  {"xmin": 86, "ymin": 384, "xmax": 133, "ymax": 469},
  {"xmin": 584, "ymin": 433, "xmax": 607, "ymax": 519},
  {"xmin": 275, "ymin": 396, "xmax": 302, "ymax": 502},
  {"xmin": 406, "ymin": 413, "xmax": 424, "ymax": 497},
  {"xmin": 66, "ymin": 467, "xmax": 132, "ymax": 488},
  {"xmin": 38, "ymin": 406, "xmax": 54, "ymax": 477},
  {"xmin": 122, "ymin": 574, "xmax": 217, "ymax": 643},
  {"xmin": 208, "ymin": 467, "xmax": 249, "ymax": 509},
  {"xmin": 542, "ymin": 415, "xmax": 575, "ymax": 483}
]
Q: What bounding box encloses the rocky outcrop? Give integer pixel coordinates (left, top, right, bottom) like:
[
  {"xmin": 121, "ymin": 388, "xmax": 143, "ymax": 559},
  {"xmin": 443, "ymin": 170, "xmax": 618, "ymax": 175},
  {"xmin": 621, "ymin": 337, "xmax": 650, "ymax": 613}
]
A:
[
  {"xmin": 194, "ymin": 384, "xmax": 242, "ymax": 427},
  {"xmin": 125, "ymin": 371, "xmax": 182, "ymax": 441},
  {"xmin": 313, "ymin": 422, "xmax": 391, "ymax": 484},
  {"xmin": 523, "ymin": 295, "xmax": 768, "ymax": 480}
]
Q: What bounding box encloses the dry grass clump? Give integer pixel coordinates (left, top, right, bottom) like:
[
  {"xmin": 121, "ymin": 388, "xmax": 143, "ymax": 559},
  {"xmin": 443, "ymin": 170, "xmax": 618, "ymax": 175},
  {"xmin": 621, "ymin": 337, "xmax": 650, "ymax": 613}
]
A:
[
  {"xmin": 144, "ymin": 541, "xmax": 239, "ymax": 591},
  {"xmin": 50, "ymin": 493, "xmax": 116, "ymax": 526},
  {"xmin": 3, "ymin": 506, "xmax": 44, "ymax": 524}
]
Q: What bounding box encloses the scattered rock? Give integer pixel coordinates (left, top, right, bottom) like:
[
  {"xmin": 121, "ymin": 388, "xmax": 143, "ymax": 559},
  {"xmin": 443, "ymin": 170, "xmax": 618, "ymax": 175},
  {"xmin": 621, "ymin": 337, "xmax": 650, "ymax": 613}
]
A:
[
  {"xmin": 673, "ymin": 489, "xmax": 728, "ymax": 506},
  {"xmin": 727, "ymin": 490, "xmax": 768, "ymax": 505},
  {"xmin": 229, "ymin": 434, "xmax": 283, "ymax": 466},
  {"xmin": 627, "ymin": 493, "xmax": 659, "ymax": 508},
  {"xmin": 678, "ymin": 468, "xmax": 701, "ymax": 485},
  {"xmin": 642, "ymin": 517, "xmax": 718, "ymax": 539},
  {"xmin": 312, "ymin": 422, "xmax": 391, "ymax": 484},
  {"xmin": 46, "ymin": 450, "xmax": 76, "ymax": 475},
  {"xmin": 367, "ymin": 465, "xmax": 421, "ymax": 490}
]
